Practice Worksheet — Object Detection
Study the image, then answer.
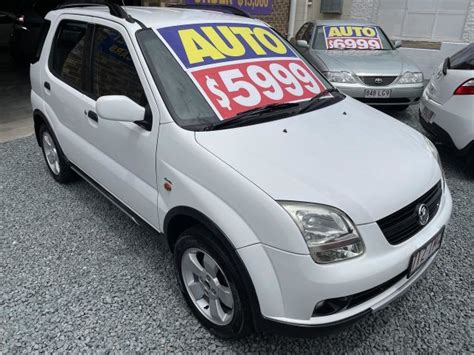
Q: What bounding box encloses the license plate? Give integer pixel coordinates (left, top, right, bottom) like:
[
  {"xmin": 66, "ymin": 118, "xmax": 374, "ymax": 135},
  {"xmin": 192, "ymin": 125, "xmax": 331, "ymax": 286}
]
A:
[
  {"xmin": 421, "ymin": 105, "xmax": 435, "ymax": 122},
  {"xmin": 364, "ymin": 89, "xmax": 391, "ymax": 98},
  {"xmin": 408, "ymin": 228, "xmax": 444, "ymax": 278}
]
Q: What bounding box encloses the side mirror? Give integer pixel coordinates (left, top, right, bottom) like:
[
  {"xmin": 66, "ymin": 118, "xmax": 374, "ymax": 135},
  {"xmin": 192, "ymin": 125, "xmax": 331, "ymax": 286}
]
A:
[
  {"xmin": 442, "ymin": 57, "xmax": 450, "ymax": 75},
  {"xmin": 393, "ymin": 40, "xmax": 402, "ymax": 48},
  {"xmin": 96, "ymin": 95, "xmax": 145, "ymax": 123},
  {"xmin": 296, "ymin": 39, "xmax": 309, "ymax": 48}
]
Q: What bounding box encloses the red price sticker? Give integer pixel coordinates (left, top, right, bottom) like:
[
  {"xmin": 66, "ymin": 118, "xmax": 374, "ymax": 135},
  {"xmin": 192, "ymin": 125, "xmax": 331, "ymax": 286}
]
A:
[{"xmin": 192, "ymin": 59, "xmax": 325, "ymax": 119}]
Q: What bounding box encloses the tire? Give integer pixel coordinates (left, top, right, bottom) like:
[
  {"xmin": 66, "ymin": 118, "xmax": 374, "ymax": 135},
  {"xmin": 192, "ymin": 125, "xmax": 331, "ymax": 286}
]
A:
[
  {"xmin": 465, "ymin": 150, "xmax": 474, "ymax": 177},
  {"xmin": 174, "ymin": 226, "xmax": 253, "ymax": 339},
  {"xmin": 391, "ymin": 105, "xmax": 409, "ymax": 111},
  {"xmin": 39, "ymin": 124, "xmax": 76, "ymax": 183}
]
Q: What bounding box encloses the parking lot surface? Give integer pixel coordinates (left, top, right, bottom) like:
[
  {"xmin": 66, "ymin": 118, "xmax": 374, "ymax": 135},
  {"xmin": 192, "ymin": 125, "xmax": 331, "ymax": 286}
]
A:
[{"xmin": 0, "ymin": 106, "xmax": 472, "ymax": 352}]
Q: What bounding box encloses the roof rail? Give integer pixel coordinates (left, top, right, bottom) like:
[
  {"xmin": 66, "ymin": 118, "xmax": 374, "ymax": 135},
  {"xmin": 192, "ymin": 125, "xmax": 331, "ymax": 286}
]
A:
[
  {"xmin": 167, "ymin": 4, "xmax": 250, "ymax": 18},
  {"xmin": 56, "ymin": 0, "xmax": 136, "ymax": 23}
]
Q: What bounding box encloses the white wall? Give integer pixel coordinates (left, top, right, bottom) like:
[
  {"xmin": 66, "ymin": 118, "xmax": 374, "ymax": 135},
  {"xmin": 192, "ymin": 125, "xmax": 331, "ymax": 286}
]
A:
[
  {"xmin": 399, "ymin": 42, "xmax": 469, "ymax": 79},
  {"xmin": 350, "ymin": 0, "xmax": 473, "ymax": 78}
]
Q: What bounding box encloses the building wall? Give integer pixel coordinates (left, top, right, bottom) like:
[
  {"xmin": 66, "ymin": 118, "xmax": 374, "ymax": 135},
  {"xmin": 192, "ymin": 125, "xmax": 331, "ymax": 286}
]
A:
[
  {"xmin": 255, "ymin": 0, "xmax": 291, "ymax": 36},
  {"xmin": 463, "ymin": 0, "xmax": 474, "ymax": 42},
  {"xmin": 143, "ymin": 0, "xmax": 290, "ymax": 36}
]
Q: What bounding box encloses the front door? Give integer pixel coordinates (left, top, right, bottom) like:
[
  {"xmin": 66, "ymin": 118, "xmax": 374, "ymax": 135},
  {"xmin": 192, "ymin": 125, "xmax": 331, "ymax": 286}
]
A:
[{"xmin": 73, "ymin": 19, "xmax": 160, "ymax": 228}]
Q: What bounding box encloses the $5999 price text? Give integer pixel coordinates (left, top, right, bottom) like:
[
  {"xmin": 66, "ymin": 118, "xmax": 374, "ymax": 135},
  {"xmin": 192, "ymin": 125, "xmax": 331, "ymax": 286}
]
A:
[{"xmin": 192, "ymin": 59, "xmax": 325, "ymax": 119}]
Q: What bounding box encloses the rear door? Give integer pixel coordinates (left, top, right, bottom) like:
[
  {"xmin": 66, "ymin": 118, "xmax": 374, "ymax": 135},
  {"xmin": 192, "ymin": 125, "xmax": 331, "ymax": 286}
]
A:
[
  {"xmin": 72, "ymin": 18, "xmax": 160, "ymax": 228},
  {"xmin": 43, "ymin": 17, "xmax": 90, "ymax": 160}
]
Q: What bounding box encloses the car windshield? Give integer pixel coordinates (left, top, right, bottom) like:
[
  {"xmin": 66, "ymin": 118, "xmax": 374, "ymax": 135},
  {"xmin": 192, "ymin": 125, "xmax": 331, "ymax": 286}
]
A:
[
  {"xmin": 313, "ymin": 25, "xmax": 394, "ymax": 51},
  {"xmin": 136, "ymin": 24, "xmax": 335, "ymax": 131}
]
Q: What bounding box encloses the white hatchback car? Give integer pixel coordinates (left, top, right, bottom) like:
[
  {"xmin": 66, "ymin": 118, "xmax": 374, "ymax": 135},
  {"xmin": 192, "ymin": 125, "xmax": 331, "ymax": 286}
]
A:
[
  {"xmin": 420, "ymin": 43, "xmax": 474, "ymax": 172},
  {"xmin": 31, "ymin": 2, "xmax": 452, "ymax": 338}
]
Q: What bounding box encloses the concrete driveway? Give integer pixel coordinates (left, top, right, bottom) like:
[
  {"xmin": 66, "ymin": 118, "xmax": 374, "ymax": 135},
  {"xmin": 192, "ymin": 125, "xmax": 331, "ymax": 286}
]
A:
[{"xmin": 0, "ymin": 48, "xmax": 33, "ymax": 143}]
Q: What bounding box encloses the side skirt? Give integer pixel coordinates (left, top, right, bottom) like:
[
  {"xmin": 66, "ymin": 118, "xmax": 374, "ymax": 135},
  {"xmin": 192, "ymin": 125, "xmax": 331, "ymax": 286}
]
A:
[{"xmin": 69, "ymin": 163, "xmax": 151, "ymax": 228}]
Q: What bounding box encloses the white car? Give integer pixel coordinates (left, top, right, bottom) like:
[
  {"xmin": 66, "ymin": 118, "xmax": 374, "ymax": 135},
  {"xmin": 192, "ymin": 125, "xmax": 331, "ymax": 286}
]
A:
[
  {"xmin": 420, "ymin": 43, "xmax": 474, "ymax": 172},
  {"xmin": 31, "ymin": 2, "xmax": 452, "ymax": 338}
]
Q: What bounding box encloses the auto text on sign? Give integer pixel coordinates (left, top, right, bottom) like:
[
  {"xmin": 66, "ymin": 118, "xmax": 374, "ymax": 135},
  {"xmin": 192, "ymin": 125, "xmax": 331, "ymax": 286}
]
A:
[{"xmin": 157, "ymin": 23, "xmax": 325, "ymax": 119}]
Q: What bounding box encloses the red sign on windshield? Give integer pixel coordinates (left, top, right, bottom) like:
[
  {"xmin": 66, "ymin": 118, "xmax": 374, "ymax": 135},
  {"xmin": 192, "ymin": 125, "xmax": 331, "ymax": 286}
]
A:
[{"xmin": 157, "ymin": 23, "xmax": 326, "ymax": 119}]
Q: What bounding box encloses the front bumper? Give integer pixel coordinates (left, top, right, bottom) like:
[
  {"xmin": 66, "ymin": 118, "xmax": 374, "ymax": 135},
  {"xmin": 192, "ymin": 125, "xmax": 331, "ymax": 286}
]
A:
[
  {"xmin": 333, "ymin": 82, "xmax": 424, "ymax": 106},
  {"xmin": 238, "ymin": 185, "xmax": 452, "ymax": 329}
]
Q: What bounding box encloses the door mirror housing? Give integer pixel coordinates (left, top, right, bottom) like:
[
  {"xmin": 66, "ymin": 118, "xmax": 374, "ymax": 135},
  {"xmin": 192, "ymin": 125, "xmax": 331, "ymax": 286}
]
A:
[
  {"xmin": 96, "ymin": 96, "xmax": 145, "ymax": 123},
  {"xmin": 393, "ymin": 40, "xmax": 402, "ymax": 48},
  {"xmin": 296, "ymin": 39, "xmax": 309, "ymax": 48}
]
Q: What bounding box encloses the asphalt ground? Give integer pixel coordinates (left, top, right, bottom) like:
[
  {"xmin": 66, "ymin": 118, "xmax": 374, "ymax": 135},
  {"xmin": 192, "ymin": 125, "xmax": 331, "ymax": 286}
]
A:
[{"xmin": 0, "ymin": 106, "xmax": 472, "ymax": 352}]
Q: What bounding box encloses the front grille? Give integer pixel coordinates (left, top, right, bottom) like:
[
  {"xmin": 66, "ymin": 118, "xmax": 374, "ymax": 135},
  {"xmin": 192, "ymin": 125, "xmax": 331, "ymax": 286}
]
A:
[
  {"xmin": 359, "ymin": 76, "xmax": 398, "ymax": 86},
  {"xmin": 312, "ymin": 271, "xmax": 407, "ymax": 316},
  {"xmin": 377, "ymin": 181, "xmax": 442, "ymax": 245}
]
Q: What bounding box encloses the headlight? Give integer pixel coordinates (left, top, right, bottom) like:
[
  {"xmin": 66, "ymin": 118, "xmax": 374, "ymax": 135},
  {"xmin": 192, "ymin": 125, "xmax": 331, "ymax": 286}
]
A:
[
  {"xmin": 424, "ymin": 136, "xmax": 446, "ymax": 188},
  {"xmin": 324, "ymin": 71, "xmax": 358, "ymax": 84},
  {"xmin": 398, "ymin": 71, "xmax": 423, "ymax": 84},
  {"xmin": 279, "ymin": 202, "xmax": 365, "ymax": 264}
]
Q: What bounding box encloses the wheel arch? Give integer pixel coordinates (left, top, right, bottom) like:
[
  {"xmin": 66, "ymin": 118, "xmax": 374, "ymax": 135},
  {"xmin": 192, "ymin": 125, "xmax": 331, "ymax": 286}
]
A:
[
  {"xmin": 33, "ymin": 109, "xmax": 51, "ymax": 146},
  {"xmin": 163, "ymin": 206, "xmax": 264, "ymax": 331}
]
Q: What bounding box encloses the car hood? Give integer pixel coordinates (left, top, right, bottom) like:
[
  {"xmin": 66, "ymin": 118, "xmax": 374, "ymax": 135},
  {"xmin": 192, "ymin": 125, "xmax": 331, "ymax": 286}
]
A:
[
  {"xmin": 314, "ymin": 49, "xmax": 419, "ymax": 76},
  {"xmin": 195, "ymin": 98, "xmax": 441, "ymax": 224}
]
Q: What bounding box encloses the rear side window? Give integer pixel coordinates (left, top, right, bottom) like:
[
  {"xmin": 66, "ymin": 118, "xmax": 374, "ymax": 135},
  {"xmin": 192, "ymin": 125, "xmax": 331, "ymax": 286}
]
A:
[
  {"xmin": 32, "ymin": 20, "xmax": 51, "ymax": 64},
  {"xmin": 50, "ymin": 20, "xmax": 88, "ymax": 90},
  {"xmin": 90, "ymin": 25, "xmax": 146, "ymax": 105},
  {"xmin": 449, "ymin": 43, "xmax": 474, "ymax": 70}
]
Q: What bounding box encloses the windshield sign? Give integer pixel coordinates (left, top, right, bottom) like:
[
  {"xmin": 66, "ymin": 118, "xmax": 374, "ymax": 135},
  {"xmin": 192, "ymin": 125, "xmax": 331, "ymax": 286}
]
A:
[
  {"xmin": 323, "ymin": 25, "xmax": 384, "ymax": 50},
  {"xmin": 157, "ymin": 23, "xmax": 325, "ymax": 119}
]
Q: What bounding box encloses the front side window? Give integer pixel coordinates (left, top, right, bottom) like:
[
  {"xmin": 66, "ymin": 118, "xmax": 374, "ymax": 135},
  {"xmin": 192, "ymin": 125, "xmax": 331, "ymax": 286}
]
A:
[
  {"xmin": 50, "ymin": 20, "xmax": 88, "ymax": 90},
  {"xmin": 313, "ymin": 25, "xmax": 394, "ymax": 50},
  {"xmin": 138, "ymin": 23, "xmax": 336, "ymax": 130},
  {"xmin": 295, "ymin": 23, "xmax": 309, "ymax": 41},
  {"xmin": 91, "ymin": 25, "xmax": 146, "ymax": 106},
  {"xmin": 303, "ymin": 23, "xmax": 314, "ymax": 43}
]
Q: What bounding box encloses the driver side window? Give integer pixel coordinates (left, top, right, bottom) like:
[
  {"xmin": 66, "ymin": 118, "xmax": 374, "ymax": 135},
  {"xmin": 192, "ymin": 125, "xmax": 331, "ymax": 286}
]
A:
[
  {"xmin": 295, "ymin": 23, "xmax": 309, "ymax": 41},
  {"xmin": 90, "ymin": 25, "xmax": 147, "ymax": 107}
]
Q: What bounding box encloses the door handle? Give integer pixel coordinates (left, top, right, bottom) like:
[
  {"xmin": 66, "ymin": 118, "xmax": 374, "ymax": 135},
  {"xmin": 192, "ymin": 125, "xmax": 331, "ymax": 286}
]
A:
[
  {"xmin": 44, "ymin": 81, "xmax": 51, "ymax": 90},
  {"xmin": 87, "ymin": 110, "xmax": 98, "ymax": 122}
]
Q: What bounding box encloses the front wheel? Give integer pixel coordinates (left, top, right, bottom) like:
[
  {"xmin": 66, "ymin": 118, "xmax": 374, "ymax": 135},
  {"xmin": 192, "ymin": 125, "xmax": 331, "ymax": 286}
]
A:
[{"xmin": 174, "ymin": 226, "xmax": 253, "ymax": 339}]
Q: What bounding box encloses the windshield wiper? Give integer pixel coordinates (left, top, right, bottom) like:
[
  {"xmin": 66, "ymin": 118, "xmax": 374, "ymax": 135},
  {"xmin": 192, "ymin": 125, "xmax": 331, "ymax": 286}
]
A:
[
  {"xmin": 204, "ymin": 102, "xmax": 301, "ymax": 131},
  {"xmin": 298, "ymin": 88, "xmax": 343, "ymax": 114}
]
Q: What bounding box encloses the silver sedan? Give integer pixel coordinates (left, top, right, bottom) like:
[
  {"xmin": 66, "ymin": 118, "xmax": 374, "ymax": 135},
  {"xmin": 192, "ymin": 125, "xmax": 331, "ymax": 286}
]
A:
[{"xmin": 291, "ymin": 19, "xmax": 424, "ymax": 109}]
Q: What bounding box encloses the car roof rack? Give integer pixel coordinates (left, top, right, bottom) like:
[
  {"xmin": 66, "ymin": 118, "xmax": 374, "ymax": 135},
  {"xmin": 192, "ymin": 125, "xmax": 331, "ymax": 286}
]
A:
[
  {"xmin": 167, "ymin": 4, "xmax": 250, "ymax": 18},
  {"xmin": 56, "ymin": 0, "xmax": 145, "ymax": 26}
]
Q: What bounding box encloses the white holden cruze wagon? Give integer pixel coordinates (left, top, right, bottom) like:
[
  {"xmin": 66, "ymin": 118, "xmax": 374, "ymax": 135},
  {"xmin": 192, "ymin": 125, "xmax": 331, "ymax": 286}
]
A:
[{"xmin": 31, "ymin": 1, "xmax": 452, "ymax": 339}]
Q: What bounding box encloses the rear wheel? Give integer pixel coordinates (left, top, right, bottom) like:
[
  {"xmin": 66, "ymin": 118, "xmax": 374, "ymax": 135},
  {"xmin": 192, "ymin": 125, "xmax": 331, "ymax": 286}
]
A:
[
  {"xmin": 39, "ymin": 124, "xmax": 76, "ymax": 183},
  {"xmin": 174, "ymin": 226, "xmax": 253, "ymax": 339}
]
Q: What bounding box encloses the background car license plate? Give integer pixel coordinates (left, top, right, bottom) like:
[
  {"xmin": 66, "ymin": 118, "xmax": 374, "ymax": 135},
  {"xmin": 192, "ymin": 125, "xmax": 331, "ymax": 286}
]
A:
[
  {"xmin": 364, "ymin": 89, "xmax": 391, "ymax": 98},
  {"xmin": 408, "ymin": 228, "xmax": 444, "ymax": 277}
]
